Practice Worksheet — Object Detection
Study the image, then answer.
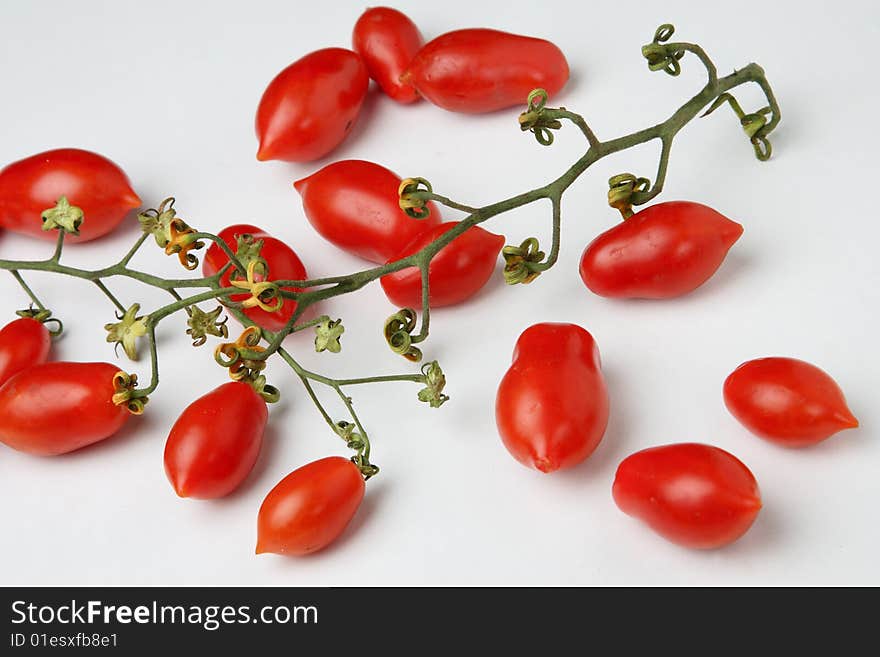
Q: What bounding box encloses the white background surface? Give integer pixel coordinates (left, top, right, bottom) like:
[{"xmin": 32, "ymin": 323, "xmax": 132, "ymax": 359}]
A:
[{"xmin": 0, "ymin": 0, "xmax": 877, "ymax": 586}]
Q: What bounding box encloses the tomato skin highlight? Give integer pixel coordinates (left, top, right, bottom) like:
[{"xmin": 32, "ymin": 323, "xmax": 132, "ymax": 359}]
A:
[
  {"xmin": 0, "ymin": 362, "xmax": 130, "ymax": 456},
  {"xmin": 353, "ymin": 7, "xmax": 423, "ymax": 103},
  {"xmin": 495, "ymin": 323, "xmax": 609, "ymax": 473},
  {"xmin": 202, "ymin": 224, "xmax": 307, "ymax": 332},
  {"xmin": 164, "ymin": 382, "xmax": 268, "ymax": 499},
  {"xmin": 380, "ymin": 222, "xmax": 504, "ymax": 307},
  {"xmin": 723, "ymin": 357, "xmax": 859, "ymax": 447},
  {"xmin": 294, "ymin": 160, "xmax": 441, "ymax": 264},
  {"xmin": 0, "ymin": 148, "xmax": 141, "ymax": 242},
  {"xmin": 613, "ymin": 443, "xmax": 762, "ymax": 549},
  {"xmin": 403, "ymin": 28, "xmax": 569, "ymax": 113},
  {"xmin": 579, "ymin": 201, "xmax": 744, "ymax": 299},
  {"xmin": 256, "ymin": 456, "xmax": 365, "ymax": 556},
  {"xmin": 0, "ymin": 318, "xmax": 51, "ymax": 387},
  {"xmin": 255, "ymin": 48, "xmax": 370, "ymax": 162}
]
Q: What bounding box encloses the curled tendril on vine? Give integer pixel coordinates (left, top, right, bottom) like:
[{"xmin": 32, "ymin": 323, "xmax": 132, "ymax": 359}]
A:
[
  {"xmin": 384, "ymin": 308, "xmax": 422, "ymax": 362},
  {"xmin": 641, "ymin": 23, "xmax": 685, "ymax": 75},
  {"xmin": 398, "ymin": 177, "xmax": 434, "ymax": 219},
  {"xmin": 15, "ymin": 306, "xmax": 64, "ymax": 337},
  {"xmin": 417, "ymin": 361, "xmax": 449, "ymax": 408},
  {"xmin": 230, "ymin": 260, "xmax": 284, "ymax": 312},
  {"xmin": 138, "ymin": 197, "xmax": 205, "ymax": 270},
  {"xmin": 607, "ymin": 174, "xmax": 652, "ymax": 220},
  {"xmin": 702, "ymin": 93, "xmax": 775, "ymax": 161},
  {"xmin": 215, "ymin": 326, "xmax": 267, "ymax": 378},
  {"xmin": 518, "ymin": 88, "xmax": 563, "ymax": 145},
  {"xmin": 503, "ymin": 237, "xmax": 547, "ymax": 285},
  {"xmin": 111, "ymin": 371, "xmax": 148, "ymax": 415}
]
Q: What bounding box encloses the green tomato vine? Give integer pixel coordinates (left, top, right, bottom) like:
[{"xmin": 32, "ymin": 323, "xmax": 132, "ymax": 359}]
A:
[{"xmin": 0, "ymin": 24, "xmax": 780, "ymax": 478}]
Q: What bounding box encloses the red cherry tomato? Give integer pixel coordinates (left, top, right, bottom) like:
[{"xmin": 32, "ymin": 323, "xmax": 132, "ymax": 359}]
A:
[
  {"xmin": 613, "ymin": 443, "xmax": 762, "ymax": 549},
  {"xmin": 403, "ymin": 28, "xmax": 569, "ymax": 113},
  {"xmin": 164, "ymin": 382, "xmax": 267, "ymax": 499},
  {"xmin": 724, "ymin": 357, "xmax": 859, "ymax": 447},
  {"xmin": 256, "ymin": 456, "xmax": 365, "ymax": 556},
  {"xmin": 256, "ymin": 48, "xmax": 369, "ymax": 162},
  {"xmin": 0, "ymin": 318, "xmax": 51, "ymax": 387},
  {"xmin": 381, "ymin": 222, "xmax": 504, "ymax": 307},
  {"xmin": 353, "ymin": 7, "xmax": 424, "ymax": 103},
  {"xmin": 496, "ymin": 323, "xmax": 609, "ymax": 473},
  {"xmin": 0, "ymin": 362, "xmax": 130, "ymax": 456},
  {"xmin": 0, "ymin": 148, "xmax": 141, "ymax": 242},
  {"xmin": 294, "ymin": 160, "xmax": 441, "ymax": 264},
  {"xmin": 579, "ymin": 201, "xmax": 744, "ymax": 299},
  {"xmin": 202, "ymin": 224, "xmax": 307, "ymax": 332}
]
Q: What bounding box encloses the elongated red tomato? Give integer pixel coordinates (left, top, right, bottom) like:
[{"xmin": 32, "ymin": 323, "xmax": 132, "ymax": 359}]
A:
[
  {"xmin": 381, "ymin": 222, "xmax": 504, "ymax": 307},
  {"xmin": 164, "ymin": 382, "xmax": 267, "ymax": 499},
  {"xmin": 724, "ymin": 357, "xmax": 859, "ymax": 447},
  {"xmin": 403, "ymin": 28, "xmax": 569, "ymax": 113},
  {"xmin": 0, "ymin": 362, "xmax": 130, "ymax": 455},
  {"xmin": 496, "ymin": 323, "xmax": 609, "ymax": 473},
  {"xmin": 579, "ymin": 201, "xmax": 744, "ymax": 299},
  {"xmin": 613, "ymin": 443, "xmax": 762, "ymax": 549},
  {"xmin": 0, "ymin": 318, "xmax": 51, "ymax": 387},
  {"xmin": 256, "ymin": 48, "xmax": 369, "ymax": 162},
  {"xmin": 0, "ymin": 148, "xmax": 141, "ymax": 242},
  {"xmin": 294, "ymin": 160, "xmax": 441, "ymax": 263},
  {"xmin": 256, "ymin": 456, "xmax": 365, "ymax": 556},
  {"xmin": 353, "ymin": 7, "xmax": 424, "ymax": 103},
  {"xmin": 202, "ymin": 224, "xmax": 307, "ymax": 332}
]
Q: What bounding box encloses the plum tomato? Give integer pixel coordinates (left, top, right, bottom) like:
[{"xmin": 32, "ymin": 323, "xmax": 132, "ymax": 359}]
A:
[
  {"xmin": 723, "ymin": 357, "xmax": 859, "ymax": 447},
  {"xmin": 495, "ymin": 323, "xmax": 609, "ymax": 473}
]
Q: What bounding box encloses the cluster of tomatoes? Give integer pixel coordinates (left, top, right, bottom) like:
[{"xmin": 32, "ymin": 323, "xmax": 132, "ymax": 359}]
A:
[
  {"xmin": 495, "ymin": 323, "xmax": 858, "ymax": 548},
  {"xmin": 0, "ymin": 7, "xmax": 861, "ymax": 556}
]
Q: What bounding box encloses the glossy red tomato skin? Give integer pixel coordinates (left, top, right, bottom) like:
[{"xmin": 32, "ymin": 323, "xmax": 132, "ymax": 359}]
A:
[
  {"xmin": 579, "ymin": 201, "xmax": 744, "ymax": 299},
  {"xmin": 353, "ymin": 7, "xmax": 423, "ymax": 103},
  {"xmin": 164, "ymin": 382, "xmax": 267, "ymax": 499},
  {"xmin": 723, "ymin": 357, "xmax": 859, "ymax": 447},
  {"xmin": 613, "ymin": 443, "xmax": 762, "ymax": 549},
  {"xmin": 0, "ymin": 318, "xmax": 51, "ymax": 387},
  {"xmin": 0, "ymin": 362, "xmax": 130, "ymax": 456},
  {"xmin": 294, "ymin": 160, "xmax": 441, "ymax": 264},
  {"xmin": 256, "ymin": 48, "xmax": 369, "ymax": 162},
  {"xmin": 0, "ymin": 148, "xmax": 141, "ymax": 242},
  {"xmin": 403, "ymin": 28, "xmax": 569, "ymax": 113},
  {"xmin": 256, "ymin": 456, "xmax": 365, "ymax": 556},
  {"xmin": 496, "ymin": 323, "xmax": 609, "ymax": 473},
  {"xmin": 202, "ymin": 224, "xmax": 307, "ymax": 332},
  {"xmin": 381, "ymin": 222, "xmax": 504, "ymax": 307}
]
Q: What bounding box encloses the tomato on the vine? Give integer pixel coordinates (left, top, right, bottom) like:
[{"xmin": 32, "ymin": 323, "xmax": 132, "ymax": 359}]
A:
[
  {"xmin": 164, "ymin": 382, "xmax": 267, "ymax": 499},
  {"xmin": 0, "ymin": 148, "xmax": 141, "ymax": 242},
  {"xmin": 724, "ymin": 357, "xmax": 859, "ymax": 447},
  {"xmin": 380, "ymin": 222, "xmax": 504, "ymax": 307},
  {"xmin": 353, "ymin": 7, "xmax": 424, "ymax": 104},
  {"xmin": 0, "ymin": 362, "xmax": 130, "ymax": 455},
  {"xmin": 579, "ymin": 201, "xmax": 743, "ymax": 299},
  {"xmin": 403, "ymin": 28, "xmax": 569, "ymax": 113},
  {"xmin": 202, "ymin": 224, "xmax": 307, "ymax": 332},
  {"xmin": 294, "ymin": 159, "xmax": 441, "ymax": 264},
  {"xmin": 613, "ymin": 443, "xmax": 762, "ymax": 549},
  {"xmin": 256, "ymin": 456, "xmax": 365, "ymax": 556},
  {"xmin": 256, "ymin": 48, "xmax": 369, "ymax": 162},
  {"xmin": 496, "ymin": 323, "xmax": 609, "ymax": 473},
  {"xmin": 0, "ymin": 317, "xmax": 51, "ymax": 387}
]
